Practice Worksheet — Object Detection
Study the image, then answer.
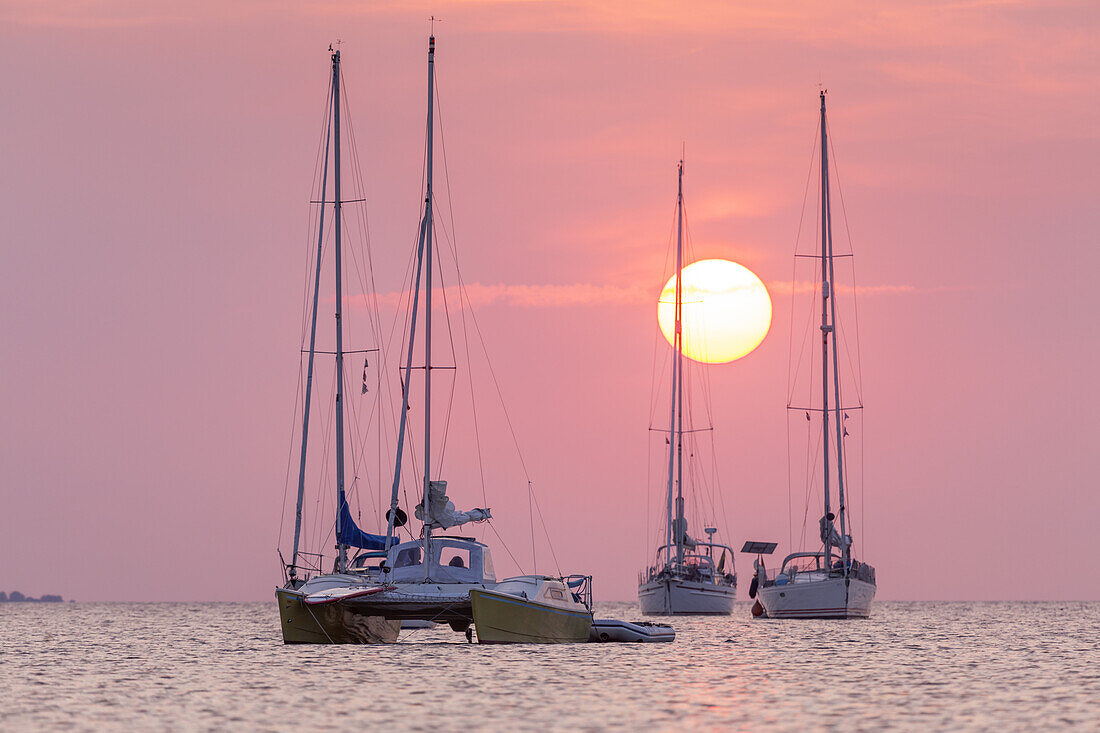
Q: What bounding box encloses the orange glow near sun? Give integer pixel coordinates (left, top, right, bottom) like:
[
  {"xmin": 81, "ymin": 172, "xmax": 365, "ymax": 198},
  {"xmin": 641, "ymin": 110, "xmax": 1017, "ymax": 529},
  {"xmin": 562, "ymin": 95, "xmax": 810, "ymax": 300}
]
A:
[{"xmin": 658, "ymin": 259, "xmax": 772, "ymax": 364}]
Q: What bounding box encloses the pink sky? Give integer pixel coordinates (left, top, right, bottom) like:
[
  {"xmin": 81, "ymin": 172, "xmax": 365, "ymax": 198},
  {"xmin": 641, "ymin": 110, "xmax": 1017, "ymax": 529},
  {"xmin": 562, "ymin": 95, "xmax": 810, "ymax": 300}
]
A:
[{"xmin": 1, "ymin": 0, "xmax": 1098, "ymax": 601}]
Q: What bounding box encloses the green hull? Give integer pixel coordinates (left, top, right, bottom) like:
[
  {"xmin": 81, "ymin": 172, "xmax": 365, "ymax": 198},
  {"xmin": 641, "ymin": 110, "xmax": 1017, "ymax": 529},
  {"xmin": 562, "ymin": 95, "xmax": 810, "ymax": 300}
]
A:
[
  {"xmin": 470, "ymin": 589, "xmax": 592, "ymax": 644},
  {"xmin": 276, "ymin": 588, "xmax": 401, "ymax": 644}
]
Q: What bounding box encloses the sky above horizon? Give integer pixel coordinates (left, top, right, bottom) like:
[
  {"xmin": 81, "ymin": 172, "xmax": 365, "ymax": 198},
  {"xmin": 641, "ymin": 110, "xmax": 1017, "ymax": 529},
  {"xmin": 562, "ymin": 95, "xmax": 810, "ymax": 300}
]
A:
[{"xmin": 1, "ymin": 0, "xmax": 1098, "ymax": 602}]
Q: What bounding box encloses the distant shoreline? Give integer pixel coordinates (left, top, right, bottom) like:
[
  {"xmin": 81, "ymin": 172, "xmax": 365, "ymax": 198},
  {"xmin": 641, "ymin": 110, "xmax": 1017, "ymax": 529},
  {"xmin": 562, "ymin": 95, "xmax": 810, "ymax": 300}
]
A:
[{"xmin": 0, "ymin": 591, "xmax": 64, "ymax": 603}]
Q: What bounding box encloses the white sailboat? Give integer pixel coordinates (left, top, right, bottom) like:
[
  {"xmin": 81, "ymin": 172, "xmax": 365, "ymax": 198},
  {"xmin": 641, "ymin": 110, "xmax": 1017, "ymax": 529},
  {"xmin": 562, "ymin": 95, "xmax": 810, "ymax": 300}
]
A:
[
  {"xmin": 638, "ymin": 161, "xmax": 737, "ymax": 616},
  {"xmin": 277, "ymin": 37, "xmax": 592, "ymax": 644},
  {"xmin": 752, "ymin": 92, "xmax": 877, "ymax": 619}
]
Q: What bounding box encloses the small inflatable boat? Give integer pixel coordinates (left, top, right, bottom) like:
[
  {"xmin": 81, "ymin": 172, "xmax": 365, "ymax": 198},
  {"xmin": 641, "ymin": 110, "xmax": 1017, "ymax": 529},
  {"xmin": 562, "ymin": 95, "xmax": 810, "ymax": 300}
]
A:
[{"xmin": 589, "ymin": 619, "xmax": 675, "ymax": 643}]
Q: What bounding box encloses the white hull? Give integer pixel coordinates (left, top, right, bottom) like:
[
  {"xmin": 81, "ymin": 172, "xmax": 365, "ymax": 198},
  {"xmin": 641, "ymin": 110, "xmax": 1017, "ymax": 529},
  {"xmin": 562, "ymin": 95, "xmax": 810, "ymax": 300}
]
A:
[
  {"xmin": 638, "ymin": 577, "xmax": 735, "ymax": 615},
  {"xmin": 757, "ymin": 576, "xmax": 875, "ymax": 619}
]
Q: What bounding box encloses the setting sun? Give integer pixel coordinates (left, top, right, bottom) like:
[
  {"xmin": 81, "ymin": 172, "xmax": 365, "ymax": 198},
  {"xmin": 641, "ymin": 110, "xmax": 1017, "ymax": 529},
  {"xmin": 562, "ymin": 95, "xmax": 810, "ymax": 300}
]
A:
[{"xmin": 658, "ymin": 259, "xmax": 772, "ymax": 364}]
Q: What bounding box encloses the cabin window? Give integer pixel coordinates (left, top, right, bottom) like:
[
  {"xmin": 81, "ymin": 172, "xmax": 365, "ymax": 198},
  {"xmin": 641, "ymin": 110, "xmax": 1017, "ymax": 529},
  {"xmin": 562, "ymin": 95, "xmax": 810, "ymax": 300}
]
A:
[
  {"xmin": 549, "ymin": 589, "xmax": 564, "ymax": 600},
  {"xmin": 395, "ymin": 546, "xmax": 423, "ymax": 568},
  {"xmin": 350, "ymin": 554, "xmax": 378, "ymax": 569},
  {"xmin": 439, "ymin": 547, "xmax": 471, "ymax": 572}
]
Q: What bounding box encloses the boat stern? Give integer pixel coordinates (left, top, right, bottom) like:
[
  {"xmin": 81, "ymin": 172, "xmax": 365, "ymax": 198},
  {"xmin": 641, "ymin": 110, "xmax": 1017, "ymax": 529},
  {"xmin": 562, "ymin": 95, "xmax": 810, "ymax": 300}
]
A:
[{"xmin": 276, "ymin": 587, "xmax": 400, "ymax": 644}]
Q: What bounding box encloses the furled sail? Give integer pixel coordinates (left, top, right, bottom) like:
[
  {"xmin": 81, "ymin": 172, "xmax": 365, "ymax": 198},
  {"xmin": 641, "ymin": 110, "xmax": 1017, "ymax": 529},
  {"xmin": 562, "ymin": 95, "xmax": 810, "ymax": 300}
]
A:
[
  {"xmin": 414, "ymin": 480, "xmax": 491, "ymax": 530},
  {"xmin": 337, "ymin": 499, "xmax": 392, "ymax": 550},
  {"xmin": 672, "ymin": 516, "xmax": 697, "ymax": 550}
]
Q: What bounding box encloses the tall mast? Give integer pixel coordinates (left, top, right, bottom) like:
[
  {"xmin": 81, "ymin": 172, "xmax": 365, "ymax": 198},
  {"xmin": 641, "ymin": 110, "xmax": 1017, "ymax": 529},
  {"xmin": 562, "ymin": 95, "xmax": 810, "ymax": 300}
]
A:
[
  {"xmin": 822, "ymin": 93, "xmax": 850, "ymax": 564},
  {"xmin": 422, "ymin": 34, "xmax": 436, "ymax": 577},
  {"xmin": 289, "ymin": 73, "xmax": 333, "ymax": 582},
  {"xmin": 674, "ymin": 160, "xmax": 686, "ymax": 569},
  {"xmin": 819, "ymin": 91, "xmax": 833, "ymax": 567},
  {"xmin": 332, "ymin": 49, "xmax": 349, "ymax": 574},
  {"xmin": 383, "ymin": 196, "xmax": 428, "ymax": 553},
  {"xmin": 664, "ymin": 163, "xmax": 678, "ymax": 561}
]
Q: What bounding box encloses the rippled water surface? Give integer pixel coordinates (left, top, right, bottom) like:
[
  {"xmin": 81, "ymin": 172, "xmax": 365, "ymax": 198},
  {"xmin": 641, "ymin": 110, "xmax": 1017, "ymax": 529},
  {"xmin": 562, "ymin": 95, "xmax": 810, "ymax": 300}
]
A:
[{"xmin": 4, "ymin": 601, "xmax": 1098, "ymax": 730}]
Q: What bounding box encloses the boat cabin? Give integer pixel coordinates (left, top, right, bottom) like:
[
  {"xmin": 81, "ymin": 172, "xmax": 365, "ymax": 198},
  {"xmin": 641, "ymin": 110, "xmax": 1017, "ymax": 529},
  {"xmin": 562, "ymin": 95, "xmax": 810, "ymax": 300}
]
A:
[
  {"xmin": 642, "ymin": 542, "xmax": 736, "ymax": 587},
  {"xmin": 348, "ymin": 551, "xmax": 386, "ymax": 572},
  {"xmin": 385, "ymin": 537, "xmax": 496, "ymax": 584},
  {"xmin": 763, "ymin": 552, "xmax": 877, "ymax": 586}
]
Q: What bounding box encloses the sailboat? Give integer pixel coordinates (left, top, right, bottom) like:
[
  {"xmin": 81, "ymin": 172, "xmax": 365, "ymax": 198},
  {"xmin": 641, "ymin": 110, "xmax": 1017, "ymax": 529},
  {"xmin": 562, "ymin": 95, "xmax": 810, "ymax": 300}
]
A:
[
  {"xmin": 752, "ymin": 92, "xmax": 877, "ymax": 619},
  {"xmin": 273, "ymin": 46, "xmax": 402, "ymax": 644},
  {"xmin": 638, "ymin": 161, "xmax": 738, "ymax": 616},
  {"xmin": 277, "ymin": 37, "xmax": 592, "ymax": 644}
]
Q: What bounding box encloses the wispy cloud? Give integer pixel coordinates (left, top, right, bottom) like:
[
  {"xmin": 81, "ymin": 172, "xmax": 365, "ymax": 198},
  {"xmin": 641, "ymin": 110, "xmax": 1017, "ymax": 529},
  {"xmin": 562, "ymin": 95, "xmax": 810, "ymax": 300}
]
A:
[
  {"xmin": 359, "ymin": 282, "xmax": 649, "ymax": 309},
  {"xmin": 350, "ymin": 279, "xmax": 922, "ymax": 311},
  {"xmin": 769, "ymin": 281, "xmax": 920, "ymax": 296}
]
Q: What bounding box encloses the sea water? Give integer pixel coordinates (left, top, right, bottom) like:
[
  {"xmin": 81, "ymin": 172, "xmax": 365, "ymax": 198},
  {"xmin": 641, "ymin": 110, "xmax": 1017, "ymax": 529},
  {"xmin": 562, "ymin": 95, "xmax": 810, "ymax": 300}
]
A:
[{"xmin": 4, "ymin": 601, "xmax": 1098, "ymax": 730}]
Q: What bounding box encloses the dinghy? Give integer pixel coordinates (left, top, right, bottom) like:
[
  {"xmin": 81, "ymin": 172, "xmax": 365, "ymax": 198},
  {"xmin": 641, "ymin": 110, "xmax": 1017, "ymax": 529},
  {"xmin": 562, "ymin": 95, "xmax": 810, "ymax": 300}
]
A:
[{"xmin": 589, "ymin": 619, "xmax": 675, "ymax": 643}]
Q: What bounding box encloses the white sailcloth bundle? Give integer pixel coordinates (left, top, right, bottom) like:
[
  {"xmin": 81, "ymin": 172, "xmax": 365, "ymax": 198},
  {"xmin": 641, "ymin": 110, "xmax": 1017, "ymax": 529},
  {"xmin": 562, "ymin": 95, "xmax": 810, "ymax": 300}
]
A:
[
  {"xmin": 414, "ymin": 480, "xmax": 491, "ymax": 530},
  {"xmin": 672, "ymin": 516, "xmax": 697, "ymax": 550}
]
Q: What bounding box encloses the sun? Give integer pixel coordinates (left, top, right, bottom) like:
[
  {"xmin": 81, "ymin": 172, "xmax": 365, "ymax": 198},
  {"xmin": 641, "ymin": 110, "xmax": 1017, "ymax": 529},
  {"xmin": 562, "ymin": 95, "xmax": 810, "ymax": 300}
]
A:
[{"xmin": 658, "ymin": 259, "xmax": 772, "ymax": 364}]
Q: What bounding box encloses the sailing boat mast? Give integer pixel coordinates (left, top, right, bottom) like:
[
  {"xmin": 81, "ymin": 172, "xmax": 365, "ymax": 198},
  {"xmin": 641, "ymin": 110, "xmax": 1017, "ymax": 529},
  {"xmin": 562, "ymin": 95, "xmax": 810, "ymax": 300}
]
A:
[
  {"xmin": 381, "ymin": 35, "xmax": 437, "ymax": 567},
  {"xmin": 666, "ymin": 161, "xmax": 686, "ymax": 569},
  {"xmin": 332, "ymin": 49, "xmax": 349, "ymax": 574},
  {"xmin": 822, "ymin": 92, "xmax": 849, "ymax": 560},
  {"xmin": 818, "ymin": 90, "xmax": 849, "ymax": 569},
  {"xmin": 288, "ymin": 66, "xmax": 333, "ymax": 583},
  {"xmin": 422, "ymin": 34, "xmax": 436, "ymax": 576}
]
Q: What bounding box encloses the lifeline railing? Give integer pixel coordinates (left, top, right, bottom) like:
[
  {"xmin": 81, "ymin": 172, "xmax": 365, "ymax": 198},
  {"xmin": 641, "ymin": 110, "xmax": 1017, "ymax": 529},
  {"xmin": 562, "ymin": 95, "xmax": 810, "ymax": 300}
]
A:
[{"xmin": 564, "ymin": 575, "xmax": 593, "ymax": 610}]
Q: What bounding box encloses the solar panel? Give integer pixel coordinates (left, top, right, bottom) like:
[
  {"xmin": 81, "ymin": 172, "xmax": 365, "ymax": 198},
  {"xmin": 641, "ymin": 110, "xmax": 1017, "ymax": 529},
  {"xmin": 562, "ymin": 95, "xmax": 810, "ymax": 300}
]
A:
[{"xmin": 740, "ymin": 541, "xmax": 778, "ymax": 554}]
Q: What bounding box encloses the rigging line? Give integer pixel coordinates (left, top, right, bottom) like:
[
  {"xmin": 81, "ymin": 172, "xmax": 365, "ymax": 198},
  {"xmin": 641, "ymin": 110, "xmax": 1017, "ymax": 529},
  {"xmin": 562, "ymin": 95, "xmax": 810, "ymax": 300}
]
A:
[
  {"xmin": 379, "ymin": 218, "xmax": 425, "ymax": 507},
  {"xmin": 647, "ymin": 193, "xmax": 681, "ymax": 552},
  {"xmin": 308, "ymin": 366, "xmax": 339, "ymax": 562},
  {"xmin": 337, "ymin": 217, "xmax": 390, "ymax": 524},
  {"xmin": 824, "ymin": 121, "xmax": 866, "ymax": 405},
  {"xmin": 648, "ymin": 195, "xmax": 681, "ymax": 428},
  {"xmin": 788, "ymin": 265, "xmax": 820, "ymax": 408},
  {"xmin": 825, "ymin": 262, "xmax": 862, "ymax": 412},
  {"xmin": 786, "ymin": 392, "xmax": 793, "ymax": 549},
  {"xmin": 679, "ymin": 201, "xmax": 730, "ymax": 541},
  {"xmin": 341, "ymin": 87, "xmax": 394, "ymax": 436},
  {"xmin": 787, "ymin": 124, "xmax": 822, "ymax": 400},
  {"xmin": 787, "ymin": 124, "xmax": 823, "ymax": 405},
  {"xmin": 298, "ymin": 85, "xmax": 335, "ymax": 348},
  {"xmin": 788, "ymin": 131, "xmax": 823, "ymax": 551},
  {"xmin": 342, "ymin": 110, "xmax": 396, "ymax": 527},
  {"xmin": 861, "ymin": 408, "xmax": 866, "ymax": 554},
  {"xmin": 645, "ymin": 410, "xmax": 652, "ymax": 562},
  {"xmin": 384, "ymin": 88, "xmax": 434, "ymax": 509},
  {"xmin": 530, "ymin": 489, "xmax": 562, "ymax": 576},
  {"xmin": 347, "ymin": 364, "xmax": 385, "ymax": 523},
  {"xmin": 342, "ymin": 354, "xmax": 382, "ymax": 525},
  {"xmin": 433, "ymin": 223, "xmax": 461, "ymax": 477},
  {"xmin": 438, "ymin": 68, "xmax": 557, "ymax": 569},
  {"xmin": 449, "ymin": 240, "xmax": 529, "ymax": 481},
  {"xmin": 799, "ymin": 415, "xmax": 825, "ymax": 552},
  {"xmin": 801, "ymin": 305, "xmax": 821, "ymax": 550},
  {"xmin": 433, "ymin": 61, "xmax": 463, "ymax": 289},
  {"xmin": 452, "ymin": 231, "xmax": 489, "ymax": 507},
  {"xmin": 336, "ymin": 300, "xmax": 367, "ymax": 514},
  {"xmin": 282, "ymin": 80, "xmax": 330, "ymax": 553},
  {"xmin": 432, "ymin": 66, "xmax": 489, "ymax": 504},
  {"xmin": 317, "ymin": 363, "xmax": 340, "ymax": 552},
  {"xmin": 486, "ymin": 519, "xmax": 527, "ymax": 576},
  {"xmin": 278, "ymin": 356, "xmax": 307, "ymax": 552}
]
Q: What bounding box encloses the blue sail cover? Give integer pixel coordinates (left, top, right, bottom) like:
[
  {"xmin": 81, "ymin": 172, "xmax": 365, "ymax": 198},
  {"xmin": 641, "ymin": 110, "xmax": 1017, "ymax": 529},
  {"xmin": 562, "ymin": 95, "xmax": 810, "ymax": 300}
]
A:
[{"xmin": 337, "ymin": 499, "xmax": 392, "ymax": 550}]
